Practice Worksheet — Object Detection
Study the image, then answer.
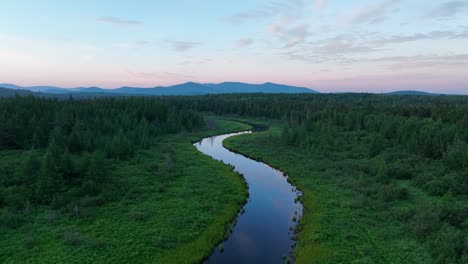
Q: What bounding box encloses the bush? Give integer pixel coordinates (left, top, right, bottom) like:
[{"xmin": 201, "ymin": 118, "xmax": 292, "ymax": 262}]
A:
[
  {"xmin": 439, "ymin": 194, "xmax": 468, "ymax": 228},
  {"xmin": 62, "ymin": 231, "xmax": 84, "ymax": 247},
  {"xmin": 0, "ymin": 209, "xmax": 24, "ymax": 228},
  {"xmin": 42, "ymin": 210, "xmax": 60, "ymax": 224},
  {"xmin": 79, "ymin": 195, "xmax": 105, "ymax": 207},
  {"xmin": 388, "ymin": 161, "xmax": 413, "ymax": 180},
  {"xmin": 378, "ymin": 184, "xmax": 409, "ymax": 202},
  {"xmin": 23, "ymin": 233, "xmax": 36, "ymax": 249},
  {"xmin": 430, "ymin": 224, "xmax": 464, "ymax": 263},
  {"xmin": 2, "ymin": 186, "xmax": 27, "ymax": 209},
  {"xmin": 424, "ymin": 177, "xmax": 450, "ymax": 196},
  {"xmin": 130, "ymin": 209, "xmax": 150, "ymax": 222},
  {"xmin": 374, "ymin": 157, "xmax": 389, "ymax": 181},
  {"xmin": 410, "ymin": 200, "xmax": 440, "ymax": 238},
  {"xmin": 444, "ymin": 172, "xmax": 468, "ymax": 195},
  {"xmin": 443, "ymin": 140, "xmax": 468, "ymax": 170},
  {"xmin": 413, "ymin": 172, "xmax": 434, "ymax": 188}
]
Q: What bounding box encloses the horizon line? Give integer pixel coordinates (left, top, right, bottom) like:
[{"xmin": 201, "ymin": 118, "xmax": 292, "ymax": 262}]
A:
[{"xmin": 2, "ymin": 81, "xmax": 468, "ymax": 96}]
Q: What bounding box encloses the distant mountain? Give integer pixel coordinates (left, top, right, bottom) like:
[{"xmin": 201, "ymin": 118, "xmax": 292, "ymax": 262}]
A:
[
  {"xmin": 0, "ymin": 87, "xmax": 36, "ymax": 97},
  {"xmin": 205, "ymin": 82, "xmax": 315, "ymax": 94},
  {"xmin": 68, "ymin": 87, "xmax": 112, "ymax": 93},
  {"xmin": 0, "ymin": 83, "xmax": 69, "ymax": 93},
  {"xmin": 387, "ymin": 90, "xmax": 433, "ymax": 95},
  {"xmin": 0, "ymin": 87, "xmax": 131, "ymax": 99},
  {"xmin": 0, "ymin": 87, "xmax": 74, "ymax": 99},
  {"xmin": 2, "ymin": 85, "xmax": 464, "ymax": 98},
  {"xmin": 1, "ymin": 82, "xmax": 318, "ymax": 96}
]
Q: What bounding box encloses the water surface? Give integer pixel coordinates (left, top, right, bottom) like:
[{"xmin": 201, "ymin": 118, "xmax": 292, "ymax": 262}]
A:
[{"xmin": 194, "ymin": 131, "xmax": 303, "ymax": 263}]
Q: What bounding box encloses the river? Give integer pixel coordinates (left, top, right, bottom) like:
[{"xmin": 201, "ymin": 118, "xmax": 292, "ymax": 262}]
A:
[{"xmin": 194, "ymin": 131, "xmax": 303, "ymax": 263}]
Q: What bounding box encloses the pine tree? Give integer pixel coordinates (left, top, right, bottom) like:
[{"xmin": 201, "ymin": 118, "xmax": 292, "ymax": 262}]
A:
[
  {"xmin": 375, "ymin": 157, "xmax": 389, "ymax": 182},
  {"xmin": 36, "ymin": 150, "xmax": 62, "ymax": 203},
  {"xmin": 87, "ymin": 151, "xmax": 107, "ymax": 188},
  {"xmin": 21, "ymin": 150, "xmax": 41, "ymax": 184}
]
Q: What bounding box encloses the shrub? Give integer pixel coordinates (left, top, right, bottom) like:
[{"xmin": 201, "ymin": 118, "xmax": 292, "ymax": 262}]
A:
[
  {"xmin": 62, "ymin": 231, "xmax": 84, "ymax": 247},
  {"xmin": 388, "ymin": 161, "xmax": 413, "ymax": 180},
  {"xmin": 43, "ymin": 210, "xmax": 60, "ymax": 224},
  {"xmin": 413, "ymin": 172, "xmax": 434, "ymax": 188},
  {"xmin": 23, "ymin": 233, "xmax": 35, "ymax": 249},
  {"xmin": 0, "ymin": 209, "xmax": 25, "ymax": 228},
  {"xmin": 439, "ymin": 194, "xmax": 468, "ymax": 228},
  {"xmin": 424, "ymin": 177, "xmax": 450, "ymax": 196},
  {"xmin": 374, "ymin": 157, "xmax": 389, "ymax": 182},
  {"xmin": 378, "ymin": 184, "xmax": 408, "ymax": 202},
  {"xmin": 443, "ymin": 140, "xmax": 468, "ymax": 170},
  {"xmin": 130, "ymin": 209, "xmax": 150, "ymax": 222},
  {"xmin": 430, "ymin": 224, "xmax": 464, "ymax": 263},
  {"xmin": 409, "ymin": 200, "xmax": 440, "ymax": 238},
  {"xmin": 2, "ymin": 186, "xmax": 27, "ymax": 209}
]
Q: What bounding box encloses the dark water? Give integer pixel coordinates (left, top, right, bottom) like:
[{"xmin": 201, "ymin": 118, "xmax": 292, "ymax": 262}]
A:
[{"xmin": 194, "ymin": 131, "xmax": 303, "ymax": 264}]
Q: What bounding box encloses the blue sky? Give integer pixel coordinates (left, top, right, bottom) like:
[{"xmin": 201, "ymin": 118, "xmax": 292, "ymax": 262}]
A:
[{"xmin": 1, "ymin": 0, "xmax": 468, "ymax": 93}]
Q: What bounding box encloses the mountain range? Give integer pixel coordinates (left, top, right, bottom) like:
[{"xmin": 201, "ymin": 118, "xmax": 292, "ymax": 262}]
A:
[
  {"xmin": 0, "ymin": 82, "xmax": 460, "ymax": 98},
  {"xmin": 0, "ymin": 82, "xmax": 318, "ymax": 96}
]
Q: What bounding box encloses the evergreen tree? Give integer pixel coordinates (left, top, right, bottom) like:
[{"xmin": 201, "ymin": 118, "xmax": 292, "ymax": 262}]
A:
[
  {"xmin": 21, "ymin": 151, "xmax": 41, "ymax": 186},
  {"xmin": 36, "ymin": 149, "xmax": 62, "ymax": 203},
  {"xmin": 375, "ymin": 157, "xmax": 389, "ymax": 182}
]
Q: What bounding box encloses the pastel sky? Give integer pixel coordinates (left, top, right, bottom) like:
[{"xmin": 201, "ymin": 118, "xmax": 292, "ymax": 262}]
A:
[{"xmin": 1, "ymin": 0, "xmax": 468, "ymax": 94}]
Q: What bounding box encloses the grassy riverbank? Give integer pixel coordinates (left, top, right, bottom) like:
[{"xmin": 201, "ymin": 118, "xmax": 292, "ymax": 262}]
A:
[
  {"xmin": 224, "ymin": 122, "xmax": 463, "ymax": 263},
  {"xmin": 0, "ymin": 118, "xmax": 249, "ymax": 263}
]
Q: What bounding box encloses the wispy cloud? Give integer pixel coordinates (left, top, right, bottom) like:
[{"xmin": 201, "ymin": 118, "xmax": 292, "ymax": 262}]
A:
[
  {"xmin": 235, "ymin": 38, "xmax": 254, "ymax": 48},
  {"xmin": 281, "ymin": 33, "xmax": 379, "ymax": 63},
  {"xmin": 225, "ymin": 0, "xmax": 304, "ymax": 24},
  {"xmin": 371, "ymin": 54, "xmax": 468, "ymax": 70},
  {"xmin": 350, "ymin": 0, "xmax": 399, "ymax": 24},
  {"xmin": 98, "ymin": 16, "xmax": 142, "ymax": 27},
  {"xmin": 280, "ymin": 28, "xmax": 468, "ymax": 64},
  {"xmin": 425, "ymin": 1, "xmax": 468, "ymax": 18},
  {"xmin": 166, "ymin": 40, "xmax": 200, "ymax": 52},
  {"xmin": 269, "ymin": 23, "xmax": 312, "ymax": 48},
  {"xmin": 371, "ymin": 30, "xmax": 461, "ymax": 45},
  {"xmin": 453, "ymin": 29, "xmax": 468, "ymax": 38}
]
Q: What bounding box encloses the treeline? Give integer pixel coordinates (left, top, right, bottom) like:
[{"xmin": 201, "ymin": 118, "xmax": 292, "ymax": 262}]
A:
[
  {"xmin": 0, "ymin": 96, "xmax": 204, "ymax": 154},
  {"xmin": 0, "ymin": 96, "xmax": 204, "ymax": 209},
  {"xmin": 171, "ymin": 93, "xmax": 468, "ymax": 169},
  {"xmin": 169, "ymin": 93, "xmax": 468, "ymax": 262},
  {"xmin": 169, "ymin": 93, "xmax": 468, "ymax": 123},
  {"xmin": 171, "ymin": 93, "xmax": 467, "ymax": 162}
]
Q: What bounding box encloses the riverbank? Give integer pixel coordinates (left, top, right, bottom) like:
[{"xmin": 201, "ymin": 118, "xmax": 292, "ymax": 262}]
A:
[{"xmin": 224, "ymin": 123, "xmax": 435, "ymax": 263}]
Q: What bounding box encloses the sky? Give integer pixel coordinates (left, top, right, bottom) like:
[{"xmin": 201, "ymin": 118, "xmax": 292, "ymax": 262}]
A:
[{"xmin": 1, "ymin": 0, "xmax": 468, "ymax": 94}]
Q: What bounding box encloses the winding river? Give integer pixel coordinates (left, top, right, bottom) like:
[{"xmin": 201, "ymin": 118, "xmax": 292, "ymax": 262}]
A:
[{"xmin": 194, "ymin": 131, "xmax": 303, "ymax": 263}]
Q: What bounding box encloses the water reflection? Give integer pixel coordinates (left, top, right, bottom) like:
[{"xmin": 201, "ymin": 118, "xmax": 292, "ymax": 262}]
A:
[{"xmin": 194, "ymin": 131, "xmax": 303, "ymax": 264}]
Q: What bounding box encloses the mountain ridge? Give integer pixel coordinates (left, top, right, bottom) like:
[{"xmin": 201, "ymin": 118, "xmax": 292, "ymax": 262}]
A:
[
  {"xmin": 1, "ymin": 83, "xmax": 465, "ymax": 96},
  {"xmin": 0, "ymin": 82, "xmax": 318, "ymax": 95},
  {"xmin": 387, "ymin": 90, "xmax": 433, "ymax": 95}
]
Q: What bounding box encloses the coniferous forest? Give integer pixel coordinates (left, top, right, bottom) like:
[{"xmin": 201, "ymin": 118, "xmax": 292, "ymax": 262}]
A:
[
  {"xmin": 1, "ymin": 94, "xmax": 467, "ymax": 263},
  {"xmin": 1, "ymin": 96, "xmax": 204, "ymax": 207}
]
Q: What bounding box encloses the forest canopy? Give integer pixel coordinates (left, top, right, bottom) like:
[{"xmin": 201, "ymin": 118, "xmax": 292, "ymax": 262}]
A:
[{"xmin": 0, "ymin": 96, "xmax": 204, "ymax": 208}]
